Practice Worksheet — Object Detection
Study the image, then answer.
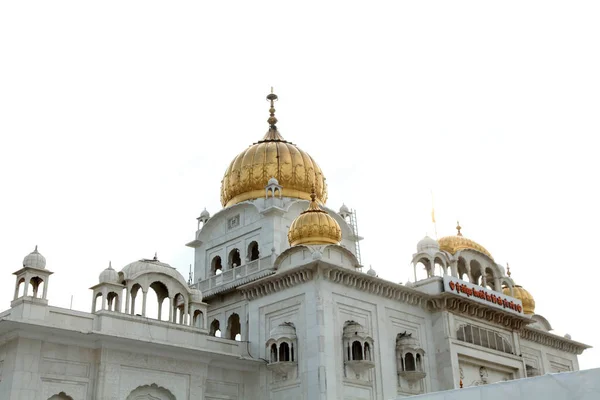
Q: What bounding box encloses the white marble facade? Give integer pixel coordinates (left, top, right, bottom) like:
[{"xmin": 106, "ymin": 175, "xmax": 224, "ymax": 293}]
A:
[{"xmin": 0, "ymin": 125, "xmax": 590, "ymax": 400}]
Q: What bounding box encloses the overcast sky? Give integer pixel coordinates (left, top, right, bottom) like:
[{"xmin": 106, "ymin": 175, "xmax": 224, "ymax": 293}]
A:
[{"xmin": 1, "ymin": 1, "xmax": 598, "ymax": 369}]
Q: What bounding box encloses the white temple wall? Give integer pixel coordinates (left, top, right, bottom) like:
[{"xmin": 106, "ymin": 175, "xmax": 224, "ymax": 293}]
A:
[
  {"xmin": 324, "ymin": 279, "xmax": 435, "ymax": 400},
  {"xmin": 246, "ymin": 282, "xmax": 311, "ymax": 400},
  {"xmin": 520, "ymin": 338, "xmax": 579, "ymax": 374}
]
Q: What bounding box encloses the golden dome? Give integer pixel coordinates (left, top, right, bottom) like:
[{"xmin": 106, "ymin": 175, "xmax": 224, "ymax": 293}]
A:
[
  {"xmin": 503, "ymin": 285, "xmax": 535, "ymax": 315},
  {"xmin": 220, "ymin": 91, "xmax": 327, "ymax": 208},
  {"xmin": 438, "ymin": 222, "xmax": 493, "ymax": 259},
  {"xmin": 288, "ymin": 190, "xmax": 341, "ymax": 246}
]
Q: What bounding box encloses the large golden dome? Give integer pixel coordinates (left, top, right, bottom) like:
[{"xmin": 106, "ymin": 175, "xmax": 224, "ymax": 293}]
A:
[
  {"xmin": 438, "ymin": 223, "xmax": 493, "ymax": 259},
  {"xmin": 503, "ymin": 285, "xmax": 535, "ymax": 315},
  {"xmin": 288, "ymin": 190, "xmax": 341, "ymax": 246},
  {"xmin": 220, "ymin": 91, "xmax": 327, "ymax": 208}
]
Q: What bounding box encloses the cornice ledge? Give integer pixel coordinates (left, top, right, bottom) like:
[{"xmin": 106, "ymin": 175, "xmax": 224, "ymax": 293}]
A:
[
  {"xmin": 520, "ymin": 327, "xmax": 592, "ymax": 355},
  {"xmin": 427, "ymin": 293, "xmax": 533, "ymax": 330},
  {"xmin": 204, "ymin": 269, "xmax": 276, "ymax": 299},
  {"xmin": 238, "ymin": 264, "xmax": 316, "ymax": 301},
  {"xmin": 319, "ymin": 264, "xmax": 429, "ymax": 307}
]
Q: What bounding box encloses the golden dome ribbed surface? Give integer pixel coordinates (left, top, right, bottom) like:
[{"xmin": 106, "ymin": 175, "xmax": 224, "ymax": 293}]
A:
[
  {"xmin": 437, "ymin": 224, "xmax": 493, "ymax": 259},
  {"xmin": 288, "ymin": 191, "xmax": 341, "ymax": 246},
  {"xmin": 220, "ymin": 128, "xmax": 327, "ymax": 208},
  {"xmin": 503, "ymin": 285, "xmax": 535, "ymax": 315}
]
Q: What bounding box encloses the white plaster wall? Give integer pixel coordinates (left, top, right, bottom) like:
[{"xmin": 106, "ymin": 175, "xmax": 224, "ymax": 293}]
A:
[{"xmin": 520, "ymin": 337, "xmax": 579, "ymax": 374}]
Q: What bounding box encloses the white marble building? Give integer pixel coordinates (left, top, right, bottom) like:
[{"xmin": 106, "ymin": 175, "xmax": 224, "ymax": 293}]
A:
[{"xmin": 0, "ymin": 92, "xmax": 590, "ymax": 400}]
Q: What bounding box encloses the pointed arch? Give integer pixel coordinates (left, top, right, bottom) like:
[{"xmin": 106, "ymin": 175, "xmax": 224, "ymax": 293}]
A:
[
  {"xmin": 226, "ymin": 313, "xmax": 241, "ymax": 340},
  {"xmin": 125, "ymin": 383, "xmax": 176, "ymax": 400},
  {"xmin": 48, "ymin": 392, "xmax": 73, "ymax": 400}
]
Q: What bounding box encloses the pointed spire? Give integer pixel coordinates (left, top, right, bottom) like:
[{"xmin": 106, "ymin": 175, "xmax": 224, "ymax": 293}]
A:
[
  {"xmin": 267, "ymin": 87, "xmax": 278, "ymax": 130},
  {"xmin": 153, "ymin": 252, "xmax": 158, "ymax": 261},
  {"xmin": 33, "ymin": 245, "xmax": 38, "ymax": 253},
  {"xmin": 108, "ymin": 261, "xmax": 113, "ymax": 270},
  {"xmin": 456, "ymin": 221, "xmax": 462, "ymax": 236}
]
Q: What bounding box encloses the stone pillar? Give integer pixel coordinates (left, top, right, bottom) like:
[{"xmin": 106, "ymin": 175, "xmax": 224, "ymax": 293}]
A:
[
  {"xmin": 13, "ymin": 279, "xmax": 20, "ymax": 300},
  {"xmin": 142, "ymin": 290, "xmax": 147, "ymax": 317},
  {"xmin": 23, "ymin": 274, "xmax": 30, "ymax": 298},
  {"xmin": 101, "ymin": 288, "xmax": 107, "ymax": 310},
  {"xmin": 168, "ymin": 297, "xmax": 173, "ymax": 322},
  {"xmin": 42, "ymin": 276, "xmax": 49, "ymax": 299},
  {"xmin": 92, "ymin": 291, "xmax": 97, "ymax": 313},
  {"xmin": 158, "ymin": 298, "xmax": 163, "ymax": 320},
  {"xmin": 124, "ymin": 286, "xmax": 130, "ymax": 314}
]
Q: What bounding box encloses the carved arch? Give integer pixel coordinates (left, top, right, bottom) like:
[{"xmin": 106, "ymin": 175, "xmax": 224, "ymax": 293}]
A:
[
  {"xmin": 48, "ymin": 393, "xmax": 73, "ymax": 400},
  {"xmin": 126, "ymin": 383, "xmax": 176, "ymax": 400}
]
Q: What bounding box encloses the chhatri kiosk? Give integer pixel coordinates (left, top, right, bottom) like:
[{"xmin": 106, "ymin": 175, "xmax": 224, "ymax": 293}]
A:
[{"xmin": 0, "ymin": 91, "xmax": 590, "ymax": 399}]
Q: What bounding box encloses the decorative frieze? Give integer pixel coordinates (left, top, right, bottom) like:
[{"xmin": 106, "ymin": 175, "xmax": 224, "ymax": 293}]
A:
[{"xmin": 520, "ymin": 327, "xmax": 590, "ymax": 355}]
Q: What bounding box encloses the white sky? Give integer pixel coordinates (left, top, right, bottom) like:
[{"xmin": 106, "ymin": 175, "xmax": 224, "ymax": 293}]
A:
[{"xmin": 1, "ymin": 1, "xmax": 598, "ymax": 369}]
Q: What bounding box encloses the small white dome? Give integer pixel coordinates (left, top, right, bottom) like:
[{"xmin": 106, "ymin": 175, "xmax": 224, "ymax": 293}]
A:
[
  {"xmin": 23, "ymin": 246, "xmax": 46, "ymax": 269},
  {"xmin": 564, "ymin": 333, "xmax": 572, "ymax": 340},
  {"xmin": 269, "ymin": 322, "xmax": 296, "ymax": 340},
  {"xmin": 339, "ymin": 203, "xmax": 350, "ymax": 214},
  {"xmin": 367, "ymin": 265, "xmax": 377, "ymax": 276},
  {"xmin": 199, "ymin": 208, "xmax": 210, "ymax": 220},
  {"xmin": 99, "ymin": 262, "xmax": 119, "ymax": 284},
  {"xmin": 120, "ymin": 258, "xmax": 189, "ymax": 289},
  {"xmin": 417, "ymin": 236, "xmax": 439, "ymax": 253},
  {"xmin": 190, "ymin": 288, "xmax": 203, "ymax": 303},
  {"xmin": 343, "ymin": 321, "xmax": 368, "ymax": 338},
  {"xmin": 267, "ymin": 176, "xmax": 279, "ymax": 186}
]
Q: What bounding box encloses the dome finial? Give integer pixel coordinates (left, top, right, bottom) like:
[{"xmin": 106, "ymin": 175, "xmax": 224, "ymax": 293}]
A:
[
  {"xmin": 310, "ymin": 185, "xmax": 317, "ymax": 202},
  {"xmin": 506, "ymin": 262, "xmax": 511, "ymax": 277},
  {"xmin": 266, "ymin": 87, "xmax": 278, "ymax": 130},
  {"xmin": 153, "ymin": 252, "xmax": 158, "ymax": 261},
  {"xmin": 456, "ymin": 221, "xmax": 462, "ymax": 236}
]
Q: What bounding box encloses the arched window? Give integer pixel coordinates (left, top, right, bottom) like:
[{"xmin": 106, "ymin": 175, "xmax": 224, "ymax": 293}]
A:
[
  {"xmin": 470, "ymin": 260, "xmax": 483, "ymax": 285},
  {"xmin": 228, "ymin": 249, "xmax": 241, "ymax": 268},
  {"xmin": 148, "ymin": 281, "xmax": 169, "ymax": 321},
  {"xmin": 130, "ymin": 283, "xmax": 143, "ymax": 316},
  {"xmin": 226, "ymin": 313, "xmax": 241, "ymax": 340},
  {"xmin": 456, "ymin": 324, "xmax": 513, "ymax": 354},
  {"xmin": 279, "ymin": 342, "xmax": 290, "ymax": 361},
  {"xmin": 270, "ymin": 343, "xmax": 278, "ymax": 362},
  {"xmin": 416, "ymin": 353, "xmax": 422, "ymax": 371},
  {"xmin": 457, "ymin": 257, "xmax": 468, "ymax": 281},
  {"xmin": 248, "ymin": 241, "xmax": 260, "ymax": 261},
  {"xmin": 405, "ymin": 352, "xmax": 416, "ymax": 371},
  {"xmin": 17, "ymin": 277, "xmax": 25, "ymax": 297},
  {"xmin": 364, "ymin": 342, "xmax": 371, "ymax": 361},
  {"xmin": 29, "ymin": 276, "xmax": 44, "ymax": 298},
  {"xmin": 351, "ymin": 341, "xmax": 363, "ymax": 361},
  {"xmin": 173, "ymin": 293, "xmax": 186, "ymax": 324},
  {"xmin": 212, "ymin": 256, "xmax": 222, "ymax": 275},
  {"xmin": 193, "ymin": 310, "xmax": 204, "ymax": 328},
  {"xmin": 107, "ymin": 291, "xmax": 119, "ymax": 312},
  {"xmin": 209, "ymin": 319, "xmax": 220, "ymax": 337},
  {"xmin": 94, "ymin": 292, "xmax": 103, "ymax": 312}
]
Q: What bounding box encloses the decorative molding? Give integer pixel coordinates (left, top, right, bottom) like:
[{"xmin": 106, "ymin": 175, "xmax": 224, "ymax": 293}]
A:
[
  {"xmin": 322, "ymin": 265, "xmax": 427, "ymax": 306},
  {"xmin": 204, "ymin": 269, "xmax": 276, "ymax": 299},
  {"xmin": 240, "ymin": 268, "xmax": 314, "ymax": 301},
  {"xmin": 520, "ymin": 327, "xmax": 590, "ymax": 355},
  {"xmin": 427, "ymin": 294, "xmax": 531, "ymax": 330}
]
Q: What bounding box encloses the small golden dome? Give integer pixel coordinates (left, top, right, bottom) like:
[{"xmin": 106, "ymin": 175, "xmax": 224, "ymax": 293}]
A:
[
  {"xmin": 503, "ymin": 285, "xmax": 535, "ymax": 315},
  {"xmin": 288, "ymin": 189, "xmax": 341, "ymax": 246},
  {"xmin": 438, "ymin": 222, "xmax": 493, "ymax": 259},
  {"xmin": 220, "ymin": 91, "xmax": 327, "ymax": 208}
]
